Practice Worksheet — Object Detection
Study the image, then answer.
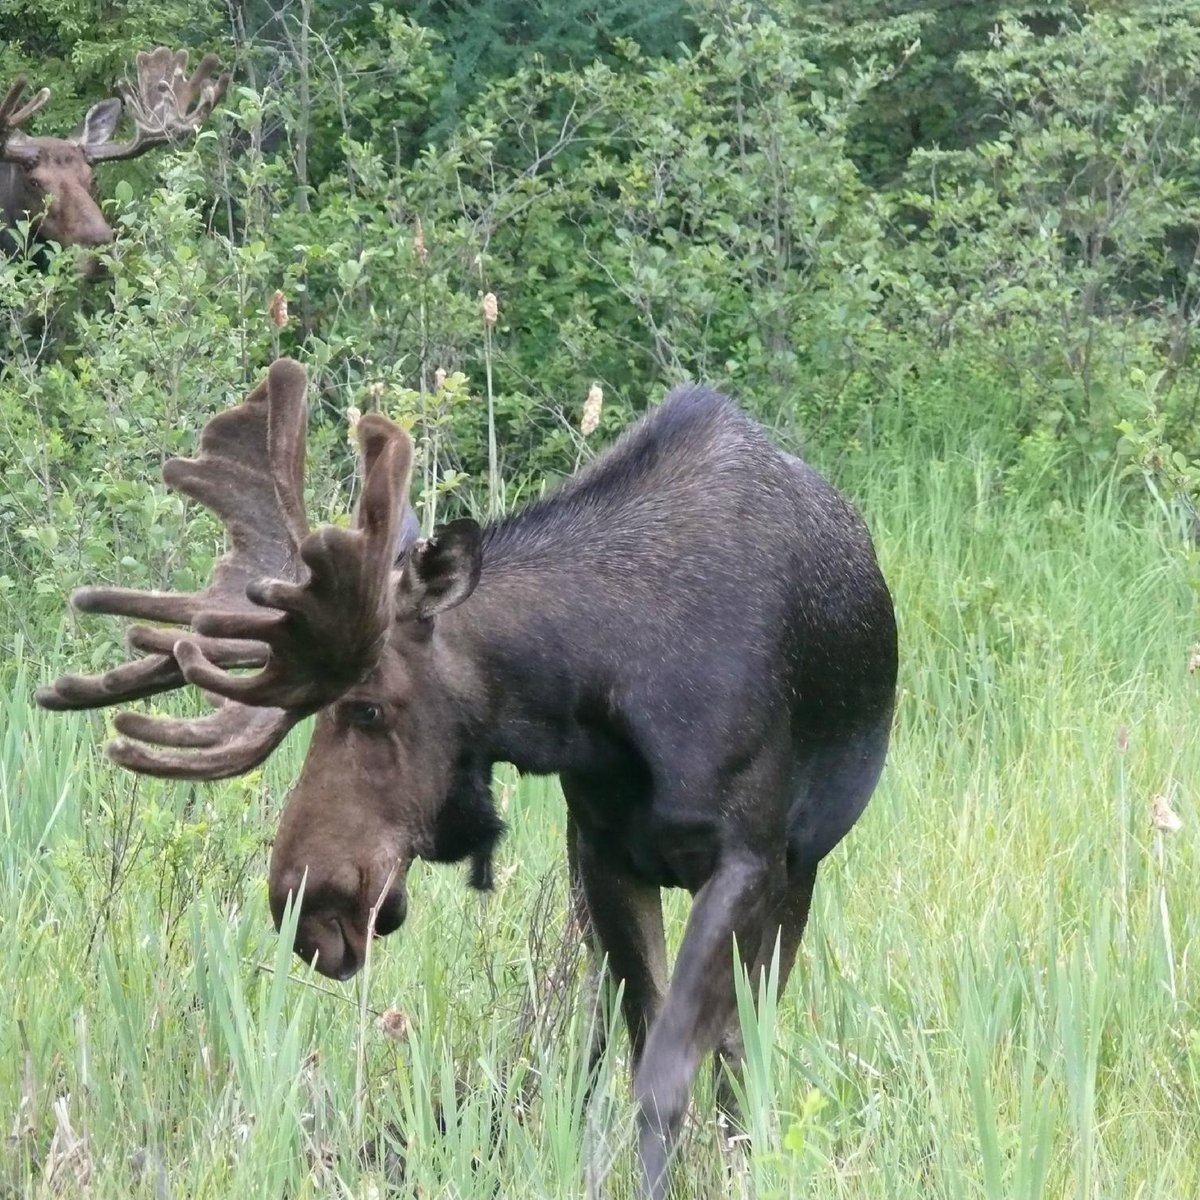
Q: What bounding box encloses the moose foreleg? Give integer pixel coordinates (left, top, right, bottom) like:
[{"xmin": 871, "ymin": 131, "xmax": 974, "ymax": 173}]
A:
[
  {"xmin": 564, "ymin": 794, "xmax": 668, "ymax": 1075},
  {"xmin": 634, "ymin": 852, "xmax": 775, "ymax": 1200},
  {"xmin": 578, "ymin": 838, "xmax": 668, "ymax": 1070}
]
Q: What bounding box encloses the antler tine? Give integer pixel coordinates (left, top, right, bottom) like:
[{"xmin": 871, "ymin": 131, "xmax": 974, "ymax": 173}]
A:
[
  {"xmin": 169, "ymin": 50, "xmax": 229, "ymax": 112},
  {"xmin": 171, "ymin": 413, "xmax": 414, "ymax": 710},
  {"xmin": 0, "ymin": 77, "xmax": 51, "ymax": 164},
  {"xmin": 36, "ymin": 359, "xmax": 310, "ymax": 714},
  {"xmin": 108, "ymin": 705, "xmax": 301, "ymax": 781},
  {"xmin": 0, "ymin": 77, "xmax": 51, "ymax": 129},
  {"xmin": 35, "ymin": 629, "xmax": 270, "ymax": 711},
  {"xmin": 85, "ymin": 45, "xmax": 230, "ymax": 163}
]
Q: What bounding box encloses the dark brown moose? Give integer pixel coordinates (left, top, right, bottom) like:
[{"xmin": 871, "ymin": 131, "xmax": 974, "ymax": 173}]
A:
[
  {"xmin": 37, "ymin": 359, "xmax": 898, "ymax": 1197},
  {"xmin": 1, "ymin": 47, "xmax": 228, "ymax": 257}
]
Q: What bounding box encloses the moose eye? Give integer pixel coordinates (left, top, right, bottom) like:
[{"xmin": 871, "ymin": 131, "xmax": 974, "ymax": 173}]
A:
[{"xmin": 344, "ymin": 701, "xmax": 385, "ymax": 730}]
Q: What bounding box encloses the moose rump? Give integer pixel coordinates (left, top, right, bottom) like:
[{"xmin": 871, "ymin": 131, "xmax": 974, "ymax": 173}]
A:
[{"xmin": 38, "ymin": 360, "xmax": 897, "ymax": 1198}]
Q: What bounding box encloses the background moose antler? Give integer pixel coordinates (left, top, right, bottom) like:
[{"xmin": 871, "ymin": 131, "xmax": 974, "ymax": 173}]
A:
[
  {"xmin": 87, "ymin": 47, "xmax": 230, "ymax": 162},
  {"xmin": 36, "ymin": 359, "xmax": 414, "ymax": 779},
  {"xmin": 0, "ymin": 78, "xmax": 52, "ymax": 166}
]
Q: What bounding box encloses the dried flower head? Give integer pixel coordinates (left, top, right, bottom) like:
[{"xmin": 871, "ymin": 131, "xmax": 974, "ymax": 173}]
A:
[
  {"xmin": 1151, "ymin": 793, "xmax": 1183, "ymax": 834},
  {"xmin": 1189, "ymin": 644, "xmax": 1200, "ymax": 675},
  {"xmin": 268, "ymin": 289, "xmax": 288, "ymax": 330},
  {"xmin": 367, "ymin": 381, "xmax": 385, "ymax": 406},
  {"xmin": 413, "ymin": 218, "xmax": 428, "ymax": 264},
  {"xmin": 377, "ymin": 1009, "xmax": 412, "ymax": 1043},
  {"xmin": 44, "ymin": 1095, "xmax": 92, "ymax": 1191},
  {"xmin": 581, "ymin": 382, "xmax": 603, "ymax": 436},
  {"xmin": 347, "ymin": 405, "xmax": 361, "ymax": 449},
  {"xmin": 482, "ymin": 292, "xmax": 498, "ymax": 327},
  {"xmin": 434, "ymin": 366, "xmax": 447, "ymax": 391}
]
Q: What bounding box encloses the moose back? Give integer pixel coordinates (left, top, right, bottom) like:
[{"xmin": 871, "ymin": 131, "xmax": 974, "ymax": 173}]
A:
[{"xmin": 38, "ymin": 360, "xmax": 897, "ymax": 1197}]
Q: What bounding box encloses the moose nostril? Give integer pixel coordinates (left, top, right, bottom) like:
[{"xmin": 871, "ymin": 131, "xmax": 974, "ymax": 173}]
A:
[
  {"xmin": 78, "ymin": 225, "xmax": 114, "ymax": 248},
  {"xmin": 373, "ymin": 888, "xmax": 407, "ymax": 938},
  {"xmin": 269, "ymin": 866, "xmax": 311, "ymax": 932}
]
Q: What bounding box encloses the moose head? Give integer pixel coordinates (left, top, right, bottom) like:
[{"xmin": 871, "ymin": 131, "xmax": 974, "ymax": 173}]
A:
[
  {"xmin": 36, "ymin": 360, "xmax": 500, "ymax": 980},
  {"xmin": 0, "ymin": 47, "xmax": 229, "ymax": 256}
]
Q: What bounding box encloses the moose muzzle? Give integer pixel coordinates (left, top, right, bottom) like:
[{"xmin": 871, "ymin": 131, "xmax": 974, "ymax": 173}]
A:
[{"xmin": 268, "ymin": 840, "xmax": 410, "ymax": 981}]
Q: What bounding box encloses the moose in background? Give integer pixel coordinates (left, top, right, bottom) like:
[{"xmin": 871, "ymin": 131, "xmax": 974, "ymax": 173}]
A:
[
  {"xmin": 38, "ymin": 360, "xmax": 898, "ymax": 1197},
  {"xmin": 0, "ymin": 47, "xmax": 228, "ymax": 260}
]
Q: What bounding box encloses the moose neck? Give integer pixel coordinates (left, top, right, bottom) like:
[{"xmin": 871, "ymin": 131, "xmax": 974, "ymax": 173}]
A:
[{"xmin": 441, "ymin": 554, "xmax": 632, "ymax": 781}]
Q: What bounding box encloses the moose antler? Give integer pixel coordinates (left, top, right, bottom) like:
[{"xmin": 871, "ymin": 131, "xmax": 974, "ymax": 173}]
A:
[
  {"xmin": 85, "ymin": 47, "xmax": 230, "ymax": 163},
  {"xmin": 0, "ymin": 76, "xmax": 51, "ymax": 165},
  {"xmin": 36, "ymin": 359, "xmax": 414, "ymax": 780}
]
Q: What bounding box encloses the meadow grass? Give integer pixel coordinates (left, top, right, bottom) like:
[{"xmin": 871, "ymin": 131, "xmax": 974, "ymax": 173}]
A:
[{"xmin": 3, "ymin": 445, "xmax": 1198, "ymax": 1199}]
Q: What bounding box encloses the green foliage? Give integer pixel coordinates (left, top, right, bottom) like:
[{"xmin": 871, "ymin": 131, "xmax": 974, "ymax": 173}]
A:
[
  {"xmin": 407, "ymin": 0, "xmax": 694, "ymax": 136},
  {"xmin": 888, "ymin": 2, "xmax": 1200, "ymax": 467},
  {"xmin": 789, "ymin": 1, "xmax": 1079, "ymax": 184},
  {"xmin": 6, "ymin": 2, "xmax": 1200, "ymax": 536},
  {"xmin": 1116, "ymin": 367, "xmax": 1200, "ymax": 593},
  {"xmin": 4, "ymin": 1, "xmax": 1200, "ymax": 667},
  {"xmin": 0, "ymin": 0, "xmax": 224, "ymax": 118},
  {"xmin": 4, "ymin": 4, "xmax": 1200, "ymax": 1193},
  {"xmin": 5, "ymin": 449, "xmax": 1200, "ymax": 1197}
]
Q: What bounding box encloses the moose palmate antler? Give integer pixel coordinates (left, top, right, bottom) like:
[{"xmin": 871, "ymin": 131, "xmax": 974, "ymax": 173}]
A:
[
  {"xmin": 36, "ymin": 359, "xmax": 414, "ymax": 780},
  {"xmin": 86, "ymin": 47, "xmax": 230, "ymax": 163},
  {"xmin": 0, "ymin": 75, "xmax": 51, "ymax": 165}
]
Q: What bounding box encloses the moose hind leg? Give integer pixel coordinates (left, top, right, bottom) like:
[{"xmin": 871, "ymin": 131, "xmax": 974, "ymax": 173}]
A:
[
  {"xmin": 713, "ymin": 863, "xmax": 818, "ymax": 1134},
  {"xmin": 634, "ymin": 850, "xmax": 776, "ymax": 1199}
]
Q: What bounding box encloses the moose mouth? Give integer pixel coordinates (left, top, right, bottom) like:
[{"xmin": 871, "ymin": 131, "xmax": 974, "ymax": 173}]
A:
[
  {"xmin": 291, "ymin": 885, "xmax": 408, "ymax": 981},
  {"xmin": 77, "ymin": 251, "xmax": 112, "ymax": 281}
]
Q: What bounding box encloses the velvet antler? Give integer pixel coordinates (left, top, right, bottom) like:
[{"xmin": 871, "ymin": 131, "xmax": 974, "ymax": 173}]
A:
[
  {"xmin": 36, "ymin": 359, "xmax": 414, "ymax": 780},
  {"xmin": 0, "ymin": 75, "xmax": 52, "ymax": 165},
  {"xmin": 85, "ymin": 47, "xmax": 230, "ymax": 163}
]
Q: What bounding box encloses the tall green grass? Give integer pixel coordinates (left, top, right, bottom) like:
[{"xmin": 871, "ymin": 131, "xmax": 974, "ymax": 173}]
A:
[{"xmin": 4, "ymin": 448, "xmax": 1198, "ymax": 1198}]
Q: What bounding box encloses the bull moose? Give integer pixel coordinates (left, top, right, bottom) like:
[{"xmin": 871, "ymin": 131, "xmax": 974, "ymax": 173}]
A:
[
  {"xmin": 37, "ymin": 359, "xmax": 898, "ymax": 1196},
  {"xmin": 1, "ymin": 47, "xmax": 228, "ymax": 258}
]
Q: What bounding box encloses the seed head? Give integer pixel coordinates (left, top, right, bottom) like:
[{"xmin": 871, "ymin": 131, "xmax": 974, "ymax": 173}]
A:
[
  {"xmin": 581, "ymin": 382, "xmax": 603, "ymax": 436},
  {"xmin": 377, "ymin": 1009, "xmax": 412, "ymax": 1043},
  {"xmin": 347, "ymin": 405, "xmax": 361, "ymax": 449},
  {"xmin": 413, "ymin": 218, "xmax": 428, "ymax": 264},
  {"xmin": 482, "ymin": 292, "xmax": 498, "ymax": 328},
  {"xmin": 367, "ymin": 381, "xmax": 385, "ymax": 406},
  {"xmin": 268, "ymin": 289, "xmax": 288, "ymax": 330},
  {"xmin": 434, "ymin": 366, "xmax": 447, "ymax": 391},
  {"xmin": 1188, "ymin": 643, "xmax": 1200, "ymax": 674},
  {"xmin": 1151, "ymin": 793, "xmax": 1183, "ymax": 834}
]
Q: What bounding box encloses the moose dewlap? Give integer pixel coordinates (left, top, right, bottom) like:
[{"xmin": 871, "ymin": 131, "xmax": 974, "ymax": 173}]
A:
[{"xmin": 37, "ymin": 358, "xmax": 897, "ymax": 1198}]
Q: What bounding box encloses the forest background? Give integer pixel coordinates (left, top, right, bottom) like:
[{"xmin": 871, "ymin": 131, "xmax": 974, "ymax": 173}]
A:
[
  {"xmin": 3, "ymin": 2, "xmax": 1200, "ymax": 1198},
  {"xmin": 3, "ymin": 0, "xmax": 1200, "ymax": 609}
]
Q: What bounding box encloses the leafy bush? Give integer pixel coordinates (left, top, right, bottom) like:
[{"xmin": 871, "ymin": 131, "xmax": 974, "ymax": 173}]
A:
[{"xmin": 6, "ymin": 1, "xmax": 1200, "ymax": 662}]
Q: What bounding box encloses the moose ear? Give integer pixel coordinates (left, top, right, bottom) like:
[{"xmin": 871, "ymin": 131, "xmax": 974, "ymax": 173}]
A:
[
  {"xmin": 75, "ymin": 98, "xmax": 123, "ymax": 152},
  {"xmin": 397, "ymin": 518, "xmax": 483, "ymax": 620}
]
